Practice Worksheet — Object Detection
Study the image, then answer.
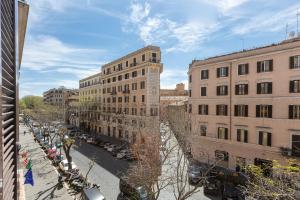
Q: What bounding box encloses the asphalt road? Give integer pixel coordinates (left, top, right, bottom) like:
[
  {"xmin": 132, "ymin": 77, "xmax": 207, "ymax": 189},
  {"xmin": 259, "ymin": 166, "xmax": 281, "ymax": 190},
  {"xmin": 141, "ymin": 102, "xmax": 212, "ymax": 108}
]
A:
[{"xmin": 70, "ymin": 140, "xmax": 130, "ymax": 200}]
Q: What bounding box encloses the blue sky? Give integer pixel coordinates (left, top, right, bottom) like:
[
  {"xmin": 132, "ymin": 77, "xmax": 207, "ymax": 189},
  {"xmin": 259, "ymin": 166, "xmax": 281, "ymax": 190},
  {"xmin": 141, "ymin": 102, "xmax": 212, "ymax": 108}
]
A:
[{"xmin": 20, "ymin": 0, "xmax": 300, "ymax": 97}]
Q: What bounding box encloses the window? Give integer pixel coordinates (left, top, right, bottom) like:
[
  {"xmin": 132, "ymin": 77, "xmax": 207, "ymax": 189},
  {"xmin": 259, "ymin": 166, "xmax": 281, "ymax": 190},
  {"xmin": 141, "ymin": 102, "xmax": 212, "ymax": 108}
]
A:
[
  {"xmin": 235, "ymin": 84, "xmax": 248, "ymax": 95},
  {"xmin": 133, "ymin": 96, "xmax": 136, "ymax": 103},
  {"xmin": 125, "ymin": 73, "xmax": 129, "ymax": 79},
  {"xmin": 217, "ymin": 85, "xmax": 228, "ymax": 96},
  {"xmin": 124, "ymin": 96, "xmax": 129, "ymax": 103},
  {"xmin": 290, "ymin": 80, "xmax": 300, "ymax": 93},
  {"xmin": 256, "ymin": 105, "xmax": 272, "ymax": 118},
  {"xmin": 112, "ymin": 77, "xmax": 116, "ymax": 82},
  {"xmin": 257, "ymin": 82, "xmax": 272, "ymax": 94},
  {"xmin": 218, "ymin": 128, "xmax": 228, "ymax": 139},
  {"xmin": 132, "ymin": 71, "xmax": 138, "ymax": 78},
  {"xmin": 142, "ymin": 95, "xmax": 145, "ymax": 103},
  {"xmin": 142, "ymin": 69, "xmax": 145, "ymax": 76},
  {"xmin": 290, "ymin": 55, "xmax": 300, "ymax": 69},
  {"xmin": 118, "ymin": 97, "xmax": 122, "ymax": 103},
  {"xmin": 132, "ymin": 83, "xmax": 137, "ymax": 90},
  {"xmin": 118, "ymin": 75, "xmax": 122, "ymax": 81},
  {"xmin": 140, "ymin": 81, "xmax": 146, "ymax": 89},
  {"xmin": 257, "ymin": 60, "xmax": 273, "ymax": 72},
  {"xmin": 142, "ymin": 54, "xmax": 145, "ymax": 61},
  {"xmin": 118, "ymin": 63, "xmax": 122, "ymax": 71},
  {"xmin": 189, "ymin": 75, "xmax": 192, "ymax": 83},
  {"xmin": 258, "ymin": 131, "xmax": 272, "ymax": 146},
  {"xmin": 189, "ymin": 90, "xmax": 191, "ymax": 97},
  {"xmin": 198, "ymin": 105, "xmax": 208, "ymax": 115},
  {"xmin": 126, "ymin": 61, "xmax": 128, "ymax": 67},
  {"xmin": 216, "ymin": 104, "xmax": 228, "ymax": 116},
  {"xmin": 234, "ymin": 105, "xmax": 248, "ymax": 117},
  {"xmin": 189, "ymin": 104, "xmax": 192, "ymax": 113},
  {"xmin": 289, "ymin": 105, "xmax": 300, "ymax": 119},
  {"xmin": 200, "ymin": 125, "xmax": 207, "ymax": 136},
  {"xmin": 217, "ymin": 67, "xmax": 229, "ymax": 78},
  {"xmin": 201, "ymin": 87, "xmax": 206, "ymax": 96},
  {"xmin": 237, "ymin": 129, "xmax": 248, "ymax": 143},
  {"xmin": 292, "ymin": 135, "xmax": 300, "ymax": 157},
  {"xmin": 150, "ymin": 107, "xmax": 158, "ymax": 116},
  {"xmin": 201, "ymin": 70, "xmax": 209, "ymax": 79},
  {"xmin": 238, "ymin": 63, "xmax": 249, "ymax": 75},
  {"xmin": 118, "ymin": 85, "xmax": 122, "ymax": 92}
]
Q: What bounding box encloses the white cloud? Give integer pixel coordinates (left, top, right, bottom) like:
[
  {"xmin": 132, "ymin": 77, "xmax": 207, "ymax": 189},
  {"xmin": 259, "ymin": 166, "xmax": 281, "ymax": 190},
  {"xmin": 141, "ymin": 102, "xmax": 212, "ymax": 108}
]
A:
[
  {"xmin": 232, "ymin": 3, "xmax": 300, "ymax": 35},
  {"xmin": 202, "ymin": 0, "xmax": 249, "ymax": 14},
  {"xmin": 125, "ymin": 1, "xmax": 220, "ymax": 52},
  {"xmin": 22, "ymin": 35, "xmax": 105, "ymax": 76},
  {"xmin": 160, "ymin": 69, "xmax": 188, "ymax": 89}
]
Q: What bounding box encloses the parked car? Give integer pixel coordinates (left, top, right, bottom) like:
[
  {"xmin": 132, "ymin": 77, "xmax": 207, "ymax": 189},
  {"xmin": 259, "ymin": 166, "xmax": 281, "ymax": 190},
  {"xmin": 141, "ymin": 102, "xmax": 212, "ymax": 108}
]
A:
[
  {"xmin": 107, "ymin": 145, "xmax": 117, "ymax": 152},
  {"xmin": 104, "ymin": 143, "xmax": 112, "ymax": 150},
  {"xmin": 53, "ymin": 154, "xmax": 64, "ymax": 166},
  {"xmin": 116, "ymin": 152, "xmax": 126, "ymax": 159},
  {"xmin": 221, "ymin": 183, "xmax": 244, "ymax": 200},
  {"xmin": 203, "ymin": 178, "xmax": 221, "ymax": 196},
  {"xmin": 188, "ymin": 164, "xmax": 204, "ymax": 185},
  {"xmin": 119, "ymin": 178, "xmax": 150, "ymax": 200},
  {"xmin": 59, "ymin": 159, "xmax": 77, "ymax": 173},
  {"xmin": 79, "ymin": 134, "xmax": 88, "ymax": 140},
  {"xmin": 82, "ymin": 187, "xmax": 106, "ymax": 200},
  {"xmin": 87, "ymin": 138, "xmax": 96, "ymax": 144}
]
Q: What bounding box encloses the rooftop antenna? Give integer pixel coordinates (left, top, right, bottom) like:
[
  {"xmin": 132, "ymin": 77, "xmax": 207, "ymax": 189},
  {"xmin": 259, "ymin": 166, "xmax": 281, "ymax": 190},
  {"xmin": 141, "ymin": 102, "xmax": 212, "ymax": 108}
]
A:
[
  {"xmin": 297, "ymin": 8, "xmax": 300, "ymax": 35},
  {"xmin": 286, "ymin": 23, "xmax": 289, "ymax": 39}
]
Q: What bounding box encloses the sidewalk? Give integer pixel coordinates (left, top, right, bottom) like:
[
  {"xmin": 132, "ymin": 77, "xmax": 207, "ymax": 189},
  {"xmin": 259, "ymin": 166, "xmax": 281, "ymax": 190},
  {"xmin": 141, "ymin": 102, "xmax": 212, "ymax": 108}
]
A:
[{"xmin": 19, "ymin": 124, "xmax": 73, "ymax": 200}]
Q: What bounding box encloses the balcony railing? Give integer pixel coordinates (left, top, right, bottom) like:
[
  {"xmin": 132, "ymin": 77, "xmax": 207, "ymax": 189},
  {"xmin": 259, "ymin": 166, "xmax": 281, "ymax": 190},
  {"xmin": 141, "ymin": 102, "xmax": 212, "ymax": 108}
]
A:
[
  {"xmin": 130, "ymin": 62, "xmax": 137, "ymax": 67},
  {"xmin": 123, "ymin": 90, "xmax": 130, "ymax": 94}
]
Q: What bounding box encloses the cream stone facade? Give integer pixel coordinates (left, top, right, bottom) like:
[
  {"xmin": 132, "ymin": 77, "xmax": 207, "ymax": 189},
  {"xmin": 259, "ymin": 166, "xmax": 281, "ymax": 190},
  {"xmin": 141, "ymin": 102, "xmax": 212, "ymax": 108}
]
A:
[
  {"xmin": 78, "ymin": 46, "xmax": 163, "ymax": 143},
  {"xmin": 188, "ymin": 37, "xmax": 300, "ymax": 171},
  {"xmin": 79, "ymin": 72, "xmax": 102, "ymax": 132}
]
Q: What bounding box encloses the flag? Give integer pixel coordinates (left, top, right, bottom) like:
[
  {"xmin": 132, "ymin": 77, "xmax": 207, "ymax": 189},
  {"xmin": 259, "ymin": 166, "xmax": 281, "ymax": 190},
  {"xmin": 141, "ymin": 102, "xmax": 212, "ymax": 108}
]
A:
[
  {"xmin": 23, "ymin": 158, "xmax": 28, "ymax": 167},
  {"xmin": 24, "ymin": 169, "xmax": 34, "ymax": 186},
  {"xmin": 26, "ymin": 159, "xmax": 32, "ymax": 170}
]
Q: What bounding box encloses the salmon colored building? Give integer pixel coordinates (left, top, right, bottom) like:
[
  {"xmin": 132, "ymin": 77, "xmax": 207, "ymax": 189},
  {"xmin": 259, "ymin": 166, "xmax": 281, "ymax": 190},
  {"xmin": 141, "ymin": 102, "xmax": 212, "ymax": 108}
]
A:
[{"xmin": 188, "ymin": 37, "xmax": 300, "ymax": 170}]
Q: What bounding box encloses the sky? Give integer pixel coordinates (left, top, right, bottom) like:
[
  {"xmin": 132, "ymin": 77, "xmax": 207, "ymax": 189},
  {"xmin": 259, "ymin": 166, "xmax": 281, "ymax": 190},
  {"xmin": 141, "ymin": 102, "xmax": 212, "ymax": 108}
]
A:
[{"xmin": 20, "ymin": 0, "xmax": 300, "ymax": 97}]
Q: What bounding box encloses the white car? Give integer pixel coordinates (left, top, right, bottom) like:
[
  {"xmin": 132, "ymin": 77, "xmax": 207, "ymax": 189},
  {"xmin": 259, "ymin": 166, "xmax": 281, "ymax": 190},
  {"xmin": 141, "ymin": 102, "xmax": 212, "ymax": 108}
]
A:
[
  {"xmin": 107, "ymin": 145, "xmax": 117, "ymax": 152},
  {"xmin": 59, "ymin": 159, "xmax": 77, "ymax": 172},
  {"xmin": 116, "ymin": 152, "xmax": 126, "ymax": 159}
]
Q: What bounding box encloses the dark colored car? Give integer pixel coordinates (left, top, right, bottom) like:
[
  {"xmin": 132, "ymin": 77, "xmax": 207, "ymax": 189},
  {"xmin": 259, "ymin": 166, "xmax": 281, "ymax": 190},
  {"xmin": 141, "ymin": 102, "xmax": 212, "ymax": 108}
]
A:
[
  {"xmin": 204, "ymin": 178, "xmax": 221, "ymax": 196},
  {"xmin": 119, "ymin": 178, "xmax": 150, "ymax": 200},
  {"xmin": 188, "ymin": 164, "xmax": 204, "ymax": 185},
  {"xmin": 222, "ymin": 183, "xmax": 244, "ymax": 200}
]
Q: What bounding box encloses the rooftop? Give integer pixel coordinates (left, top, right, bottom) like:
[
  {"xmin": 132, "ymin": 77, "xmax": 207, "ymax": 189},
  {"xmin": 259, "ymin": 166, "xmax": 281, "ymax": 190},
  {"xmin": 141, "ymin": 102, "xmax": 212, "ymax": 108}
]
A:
[{"xmin": 190, "ymin": 36, "xmax": 300, "ymax": 67}]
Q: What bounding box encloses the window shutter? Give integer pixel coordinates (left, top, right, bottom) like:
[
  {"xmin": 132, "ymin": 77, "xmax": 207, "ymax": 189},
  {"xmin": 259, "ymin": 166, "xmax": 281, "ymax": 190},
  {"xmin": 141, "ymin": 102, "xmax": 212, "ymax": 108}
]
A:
[
  {"xmin": 225, "ymin": 105, "xmax": 228, "ymax": 116},
  {"xmin": 257, "ymin": 62, "xmax": 261, "ymax": 73},
  {"xmin": 268, "ymin": 105, "xmax": 272, "ymax": 118},
  {"xmin": 289, "ymin": 105, "xmax": 293, "ymax": 119},
  {"xmin": 238, "ymin": 65, "xmax": 241, "ymax": 75},
  {"xmin": 225, "ymin": 67, "xmax": 229, "ymax": 76},
  {"xmin": 201, "ymin": 71, "xmax": 204, "ymax": 79},
  {"xmin": 237, "ymin": 129, "xmax": 241, "ymax": 141},
  {"xmin": 268, "ymin": 82, "xmax": 272, "ymax": 94},
  {"xmin": 245, "ymin": 105, "xmax": 248, "ymax": 117},
  {"xmin": 244, "ymin": 130, "xmax": 248, "ymax": 143},
  {"xmin": 217, "ymin": 86, "xmax": 220, "ymax": 95},
  {"xmin": 225, "ymin": 128, "xmax": 228, "ymax": 139},
  {"xmin": 256, "ymin": 105, "xmax": 260, "ymax": 117},
  {"xmin": 234, "ymin": 105, "xmax": 238, "ymax": 116},
  {"xmin": 207, "ymin": 70, "xmax": 209, "ymax": 79},
  {"xmin": 245, "ymin": 84, "xmax": 249, "ymax": 94},
  {"xmin": 245, "ymin": 64, "xmax": 249, "ymax": 74},
  {"xmin": 235, "ymin": 85, "xmax": 238, "ymax": 95},
  {"xmin": 290, "ymin": 56, "xmax": 294, "ymax": 69},
  {"xmin": 217, "ymin": 68, "xmax": 220, "ymax": 78},
  {"xmin": 225, "ymin": 86, "xmax": 228, "ymax": 95},
  {"xmin": 290, "ymin": 81, "xmax": 294, "ymax": 93},
  {"xmin": 267, "ymin": 132, "xmax": 272, "ymax": 146},
  {"xmin": 269, "ymin": 60, "xmax": 273, "ymax": 71},
  {"xmin": 206, "ymin": 105, "xmax": 209, "ymax": 115},
  {"xmin": 259, "ymin": 132, "xmax": 263, "ymax": 145},
  {"xmin": 216, "ymin": 105, "xmax": 219, "ymax": 115},
  {"xmin": 257, "ymin": 83, "xmax": 261, "ymax": 94},
  {"xmin": 198, "ymin": 105, "xmax": 201, "ymax": 115}
]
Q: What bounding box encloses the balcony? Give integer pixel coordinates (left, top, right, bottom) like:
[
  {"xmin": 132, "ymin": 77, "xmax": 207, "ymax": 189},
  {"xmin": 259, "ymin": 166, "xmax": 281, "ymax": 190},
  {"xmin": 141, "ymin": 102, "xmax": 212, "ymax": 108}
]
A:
[
  {"xmin": 111, "ymin": 91, "xmax": 117, "ymax": 95},
  {"xmin": 149, "ymin": 58, "xmax": 159, "ymax": 63},
  {"xmin": 130, "ymin": 62, "xmax": 137, "ymax": 67}
]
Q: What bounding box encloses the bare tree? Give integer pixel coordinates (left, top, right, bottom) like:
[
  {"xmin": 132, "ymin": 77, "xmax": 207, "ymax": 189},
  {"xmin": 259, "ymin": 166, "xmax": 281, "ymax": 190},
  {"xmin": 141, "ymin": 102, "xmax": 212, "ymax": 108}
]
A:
[{"xmin": 58, "ymin": 127, "xmax": 75, "ymax": 171}]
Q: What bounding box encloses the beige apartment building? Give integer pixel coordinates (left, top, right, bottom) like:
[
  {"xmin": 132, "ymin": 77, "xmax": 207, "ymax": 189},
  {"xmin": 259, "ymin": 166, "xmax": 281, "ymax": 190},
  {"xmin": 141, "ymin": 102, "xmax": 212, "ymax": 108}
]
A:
[
  {"xmin": 78, "ymin": 72, "xmax": 102, "ymax": 132},
  {"xmin": 78, "ymin": 46, "xmax": 163, "ymax": 143},
  {"xmin": 188, "ymin": 37, "xmax": 300, "ymax": 171},
  {"xmin": 43, "ymin": 87, "xmax": 78, "ymax": 108}
]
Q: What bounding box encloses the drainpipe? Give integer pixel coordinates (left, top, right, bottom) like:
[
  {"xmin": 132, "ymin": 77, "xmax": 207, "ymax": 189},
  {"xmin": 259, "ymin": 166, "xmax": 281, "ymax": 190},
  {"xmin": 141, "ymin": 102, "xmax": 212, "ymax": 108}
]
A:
[{"xmin": 229, "ymin": 62, "xmax": 233, "ymax": 140}]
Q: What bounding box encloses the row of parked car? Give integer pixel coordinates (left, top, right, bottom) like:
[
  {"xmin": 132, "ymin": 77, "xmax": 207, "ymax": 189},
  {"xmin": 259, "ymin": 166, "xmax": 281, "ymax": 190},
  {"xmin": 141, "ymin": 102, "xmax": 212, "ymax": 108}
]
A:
[
  {"xmin": 79, "ymin": 135, "xmax": 138, "ymax": 161},
  {"xmin": 31, "ymin": 126, "xmax": 106, "ymax": 200}
]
